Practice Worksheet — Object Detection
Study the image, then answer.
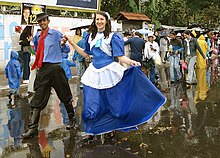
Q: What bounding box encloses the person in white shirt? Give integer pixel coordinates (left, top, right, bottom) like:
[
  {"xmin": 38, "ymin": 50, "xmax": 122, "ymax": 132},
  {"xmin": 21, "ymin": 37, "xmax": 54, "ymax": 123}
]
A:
[
  {"xmin": 159, "ymin": 33, "xmax": 169, "ymax": 63},
  {"xmin": 11, "ymin": 26, "xmax": 23, "ymax": 70},
  {"xmin": 144, "ymin": 33, "xmax": 160, "ymax": 84}
]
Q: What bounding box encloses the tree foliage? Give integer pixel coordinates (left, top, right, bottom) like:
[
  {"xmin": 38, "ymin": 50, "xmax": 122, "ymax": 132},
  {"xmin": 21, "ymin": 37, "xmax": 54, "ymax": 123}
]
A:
[
  {"xmin": 100, "ymin": 0, "xmax": 133, "ymax": 18},
  {"xmin": 100, "ymin": 0, "xmax": 220, "ymax": 29}
]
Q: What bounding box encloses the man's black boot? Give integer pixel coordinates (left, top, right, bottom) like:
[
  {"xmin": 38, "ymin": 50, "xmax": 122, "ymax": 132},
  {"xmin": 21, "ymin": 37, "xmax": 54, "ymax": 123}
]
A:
[
  {"xmin": 21, "ymin": 127, "xmax": 38, "ymax": 139},
  {"xmin": 64, "ymin": 101, "xmax": 76, "ymax": 130},
  {"xmin": 66, "ymin": 113, "xmax": 76, "ymax": 130},
  {"xmin": 22, "ymin": 108, "xmax": 41, "ymax": 139}
]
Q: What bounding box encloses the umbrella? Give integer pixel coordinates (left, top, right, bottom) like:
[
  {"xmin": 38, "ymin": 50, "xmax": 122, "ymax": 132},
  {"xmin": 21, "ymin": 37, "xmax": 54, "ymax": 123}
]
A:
[
  {"xmin": 160, "ymin": 30, "xmax": 171, "ymax": 37},
  {"xmin": 135, "ymin": 28, "xmax": 153, "ymax": 35},
  {"xmin": 70, "ymin": 25, "xmax": 90, "ymax": 30}
]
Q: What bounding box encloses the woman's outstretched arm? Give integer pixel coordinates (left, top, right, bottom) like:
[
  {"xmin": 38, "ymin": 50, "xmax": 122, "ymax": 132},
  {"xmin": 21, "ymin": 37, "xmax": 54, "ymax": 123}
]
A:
[
  {"xmin": 65, "ymin": 35, "xmax": 89, "ymax": 58},
  {"xmin": 117, "ymin": 56, "xmax": 141, "ymax": 66}
]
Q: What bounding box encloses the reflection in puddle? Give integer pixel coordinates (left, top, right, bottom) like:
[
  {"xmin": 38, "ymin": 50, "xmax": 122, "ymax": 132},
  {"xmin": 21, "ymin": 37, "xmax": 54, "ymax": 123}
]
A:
[{"xmin": 0, "ymin": 68, "xmax": 219, "ymax": 157}]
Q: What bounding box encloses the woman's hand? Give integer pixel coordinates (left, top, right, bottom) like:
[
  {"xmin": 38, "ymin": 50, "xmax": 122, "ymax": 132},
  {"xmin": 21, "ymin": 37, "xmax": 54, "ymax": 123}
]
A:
[
  {"xmin": 63, "ymin": 35, "xmax": 72, "ymax": 43},
  {"xmin": 64, "ymin": 34, "xmax": 88, "ymax": 58},
  {"xmin": 61, "ymin": 36, "xmax": 68, "ymax": 46},
  {"xmin": 130, "ymin": 60, "xmax": 141, "ymax": 66},
  {"xmin": 118, "ymin": 56, "xmax": 141, "ymax": 66}
]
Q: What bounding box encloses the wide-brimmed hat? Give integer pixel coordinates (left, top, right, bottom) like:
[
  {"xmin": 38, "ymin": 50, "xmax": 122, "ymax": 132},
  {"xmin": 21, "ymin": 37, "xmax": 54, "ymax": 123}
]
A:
[
  {"xmin": 176, "ymin": 33, "xmax": 182, "ymax": 37},
  {"xmin": 147, "ymin": 33, "xmax": 156, "ymax": 40},
  {"xmin": 36, "ymin": 12, "xmax": 49, "ymax": 21}
]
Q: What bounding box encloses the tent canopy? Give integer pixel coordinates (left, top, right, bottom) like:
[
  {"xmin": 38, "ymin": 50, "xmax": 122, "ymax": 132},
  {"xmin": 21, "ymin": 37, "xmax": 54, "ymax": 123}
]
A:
[{"xmin": 135, "ymin": 28, "xmax": 153, "ymax": 35}]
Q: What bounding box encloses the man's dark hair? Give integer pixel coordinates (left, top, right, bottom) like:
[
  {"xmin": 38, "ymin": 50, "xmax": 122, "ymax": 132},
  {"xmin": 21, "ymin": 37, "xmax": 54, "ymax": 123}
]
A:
[
  {"xmin": 183, "ymin": 30, "xmax": 191, "ymax": 35},
  {"xmin": 170, "ymin": 31, "xmax": 176, "ymax": 36}
]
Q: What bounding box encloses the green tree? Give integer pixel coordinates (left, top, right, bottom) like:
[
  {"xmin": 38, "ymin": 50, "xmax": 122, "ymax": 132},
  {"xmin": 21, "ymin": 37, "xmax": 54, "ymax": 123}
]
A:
[
  {"xmin": 195, "ymin": 4, "xmax": 220, "ymax": 28},
  {"xmin": 128, "ymin": 0, "xmax": 138, "ymax": 12},
  {"xmin": 100, "ymin": 0, "xmax": 220, "ymax": 29},
  {"xmin": 100, "ymin": 0, "xmax": 133, "ymax": 17}
]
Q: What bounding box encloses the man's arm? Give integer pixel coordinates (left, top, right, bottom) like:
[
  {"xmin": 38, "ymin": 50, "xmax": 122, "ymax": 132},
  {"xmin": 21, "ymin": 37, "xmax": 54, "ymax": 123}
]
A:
[
  {"xmin": 195, "ymin": 39, "xmax": 206, "ymax": 59},
  {"xmin": 61, "ymin": 44, "xmax": 70, "ymax": 53},
  {"xmin": 124, "ymin": 38, "xmax": 131, "ymax": 45}
]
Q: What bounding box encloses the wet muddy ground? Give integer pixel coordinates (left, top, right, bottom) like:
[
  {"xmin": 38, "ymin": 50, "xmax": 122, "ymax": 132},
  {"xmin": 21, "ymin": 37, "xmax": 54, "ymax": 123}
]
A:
[{"xmin": 0, "ymin": 67, "xmax": 219, "ymax": 158}]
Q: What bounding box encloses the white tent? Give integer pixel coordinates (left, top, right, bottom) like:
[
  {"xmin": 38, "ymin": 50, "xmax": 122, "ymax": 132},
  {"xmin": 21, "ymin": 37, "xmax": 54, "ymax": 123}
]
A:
[{"xmin": 135, "ymin": 28, "xmax": 153, "ymax": 35}]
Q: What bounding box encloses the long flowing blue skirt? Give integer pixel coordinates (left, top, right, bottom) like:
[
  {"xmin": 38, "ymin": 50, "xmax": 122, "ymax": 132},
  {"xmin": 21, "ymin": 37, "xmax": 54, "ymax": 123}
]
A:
[{"xmin": 82, "ymin": 66, "xmax": 166, "ymax": 135}]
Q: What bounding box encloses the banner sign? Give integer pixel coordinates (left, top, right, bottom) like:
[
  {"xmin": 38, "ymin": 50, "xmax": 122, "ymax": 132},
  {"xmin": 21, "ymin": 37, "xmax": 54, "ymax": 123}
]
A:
[
  {"xmin": 57, "ymin": 0, "xmax": 98, "ymax": 10},
  {"xmin": 21, "ymin": 3, "xmax": 46, "ymax": 25},
  {"xmin": 0, "ymin": 0, "xmax": 99, "ymax": 11}
]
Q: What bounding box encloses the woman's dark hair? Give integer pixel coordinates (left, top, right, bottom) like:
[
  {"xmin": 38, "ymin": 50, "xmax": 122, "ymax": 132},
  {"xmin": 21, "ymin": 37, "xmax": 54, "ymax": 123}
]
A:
[
  {"xmin": 76, "ymin": 28, "xmax": 82, "ymax": 36},
  {"xmin": 88, "ymin": 11, "xmax": 111, "ymax": 40}
]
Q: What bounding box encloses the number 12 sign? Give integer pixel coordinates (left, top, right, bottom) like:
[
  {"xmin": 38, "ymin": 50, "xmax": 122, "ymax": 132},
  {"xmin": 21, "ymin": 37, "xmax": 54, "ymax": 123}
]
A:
[{"xmin": 21, "ymin": 3, "xmax": 46, "ymax": 25}]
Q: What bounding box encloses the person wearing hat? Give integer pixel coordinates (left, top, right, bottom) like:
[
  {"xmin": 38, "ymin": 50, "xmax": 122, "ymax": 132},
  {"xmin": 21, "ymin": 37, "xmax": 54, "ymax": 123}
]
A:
[
  {"xmin": 21, "ymin": 12, "xmax": 76, "ymax": 139},
  {"xmin": 144, "ymin": 33, "xmax": 160, "ymax": 84},
  {"xmin": 11, "ymin": 26, "xmax": 23, "ymax": 70},
  {"xmin": 169, "ymin": 31, "xmax": 183, "ymax": 84},
  {"xmin": 176, "ymin": 32, "xmax": 183, "ymax": 45}
]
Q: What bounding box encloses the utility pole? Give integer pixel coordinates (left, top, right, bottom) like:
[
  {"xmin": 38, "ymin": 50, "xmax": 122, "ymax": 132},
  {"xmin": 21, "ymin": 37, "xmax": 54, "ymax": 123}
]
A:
[{"xmin": 139, "ymin": 0, "xmax": 141, "ymax": 12}]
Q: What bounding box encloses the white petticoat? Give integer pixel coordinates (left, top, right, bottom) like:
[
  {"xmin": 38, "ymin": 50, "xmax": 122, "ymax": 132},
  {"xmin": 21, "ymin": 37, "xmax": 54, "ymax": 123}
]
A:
[{"xmin": 81, "ymin": 62, "xmax": 126, "ymax": 89}]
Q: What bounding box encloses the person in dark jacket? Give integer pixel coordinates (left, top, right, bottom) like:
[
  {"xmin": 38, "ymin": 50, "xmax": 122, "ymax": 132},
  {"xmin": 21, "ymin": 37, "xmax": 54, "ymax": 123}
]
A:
[
  {"xmin": 5, "ymin": 50, "xmax": 22, "ymax": 102},
  {"xmin": 183, "ymin": 30, "xmax": 206, "ymax": 84},
  {"xmin": 19, "ymin": 26, "xmax": 33, "ymax": 84},
  {"xmin": 124, "ymin": 31, "xmax": 145, "ymax": 63}
]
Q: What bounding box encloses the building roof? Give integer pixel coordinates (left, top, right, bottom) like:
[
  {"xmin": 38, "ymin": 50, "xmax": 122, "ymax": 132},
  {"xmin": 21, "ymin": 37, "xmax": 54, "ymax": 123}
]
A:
[{"xmin": 114, "ymin": 11, "xmax": 151, "ymax": 21}]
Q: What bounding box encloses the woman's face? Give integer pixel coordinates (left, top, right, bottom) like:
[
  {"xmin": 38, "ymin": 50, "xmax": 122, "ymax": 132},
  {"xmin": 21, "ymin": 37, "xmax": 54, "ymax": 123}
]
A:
[
  {"xmin": 95, "ymin": 13, "xmax": 107, "ymax": 32},
  {"xmin": 76, "ymin": 29, "xmax": 81, "ymax": 35}
]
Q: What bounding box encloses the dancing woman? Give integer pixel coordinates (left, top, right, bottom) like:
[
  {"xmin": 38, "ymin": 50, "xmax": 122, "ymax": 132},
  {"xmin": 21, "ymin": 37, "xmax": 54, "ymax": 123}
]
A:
[{"xmin": 66, "ymin": 11, "xmax": 166, "ymax": 141}]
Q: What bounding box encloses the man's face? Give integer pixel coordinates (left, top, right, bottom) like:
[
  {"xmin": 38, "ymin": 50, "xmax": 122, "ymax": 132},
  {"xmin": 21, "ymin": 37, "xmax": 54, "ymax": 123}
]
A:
[
  {"xmin": 169, "ymin": 34, "xmax": 175, "ymax": 39},
  {"xmin": 38, "ymin": 18, "xmax": 50, "ymax": 30},
  {"xmin": 23, "ymin": 9, "xmax": 30, "ymax": 19},
  {"xmin": 183, "ymin": 33, "xmax": 190, "ymax": 39},
  {"xmin": 148, "ymin": 36, "xmax": 153, "ymax": 42}
]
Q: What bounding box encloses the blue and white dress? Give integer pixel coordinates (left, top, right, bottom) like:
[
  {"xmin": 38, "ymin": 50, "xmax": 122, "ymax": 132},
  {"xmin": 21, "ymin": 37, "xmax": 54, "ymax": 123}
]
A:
[{"xmin": 81, "ymin": 32, "xmax": 166, "ymax": 135}]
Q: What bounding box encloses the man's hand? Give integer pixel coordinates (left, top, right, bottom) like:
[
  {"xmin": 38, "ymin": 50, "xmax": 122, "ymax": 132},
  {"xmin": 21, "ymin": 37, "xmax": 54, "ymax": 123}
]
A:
[
  {"xmin": 61, "ymin": 36, "xmax": 68, "ymax": 46},
  {"xmin": 175, "ymin": 50, "xmax": 178, "ymax": 55}
]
